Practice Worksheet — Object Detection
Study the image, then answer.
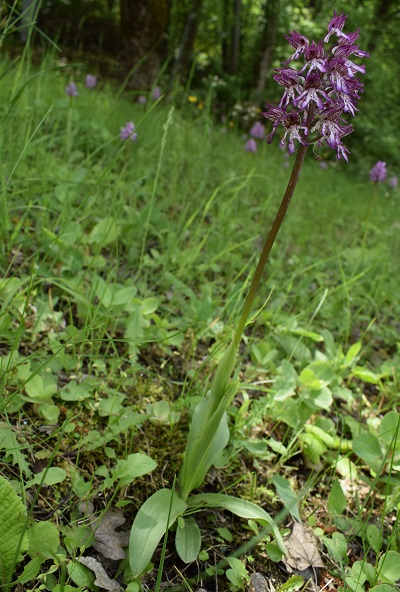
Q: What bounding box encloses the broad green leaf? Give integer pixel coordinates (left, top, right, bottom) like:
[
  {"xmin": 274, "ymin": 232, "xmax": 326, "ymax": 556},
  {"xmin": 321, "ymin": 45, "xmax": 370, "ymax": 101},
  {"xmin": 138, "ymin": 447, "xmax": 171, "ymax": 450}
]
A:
[
  {"xmin": 187, "ymin": 493, "xmax": 286, "ymax": 554},
  {"xmin": 276, "ymin": 575, "xmax": 304, "ymax": 592},
  {"xmin": 352, "ymin": 367, "xmax": 380, "ymax": 384},
  {"xmin": 28, "ymin": 521, "xmax": 60, "ymax": 560},
  {"xmin": 25, "ymin": 374, "xmax": 57, "ymax": 400},
  {"xmin": 89, "ymin": 218, "xmax": 119, "ymax": 245},
  {"xmin": 26, "ymin": 467, "xmax": 67, "ymax": 487},
  {"xmin": 266, "ymin": 543, "xmax": 284, "ymax": 562},
  {"xmin": 352, "ymin": 434, "xmax": 383, "ymax": 471},
  {"xmin": 175, "ymin": 517, "xmax": 201, "ymax": 563},
  {"xmin": 344, "ymin": 342, "xmax": 362, "ymax": 366},
  {"xmin": 272, "ymin": 475, "xmax": 300, "ymax": 521},
  {"xmin": 367, "ymin": 524, "xmax": 383, "ymax": 554},
  {"xmin": 60, "ymin": 380, "xmax": 94, "ymax": 401},
  {"xmin": 322, "ymin": 532, "xmax": 348, "ymax": 563},
  {"xmin": 15, "ymin": 556, "xmax": 42, "ymax": 585},
  {"xmin": 299, "ymin": 368, "xmax": 321, "ymax": 389},
  {"xmin": 379, "ymin": 413, "xmax": 400, "ymax": 449},
  {"xmin": 105, "ymin": 453, "xmax": 157, "ymax": 488},
  {"xmin": 0, "ymin": 423, "xmax": 32, "ymax": 477},
  {"xmin": 67, "ymin": 561, "xmax": 95, "ymax": 589},
  {"xmin": 129, "ymin": 488, "xmax": 187, "ymax": 577},
  {"xmin": 369, "ymin": 586, "xmax": 396, "ymax": 592},
  {"xmin": 0, "ymin": 475, "xmax": 29, "ymax": 586},
  {"xmin": 378, "ymin": 551, "xmax": 400, "ymax": 583},
  {"xmin": 328, "ymin": 480, "xmax": 346, "ymax": 515}
]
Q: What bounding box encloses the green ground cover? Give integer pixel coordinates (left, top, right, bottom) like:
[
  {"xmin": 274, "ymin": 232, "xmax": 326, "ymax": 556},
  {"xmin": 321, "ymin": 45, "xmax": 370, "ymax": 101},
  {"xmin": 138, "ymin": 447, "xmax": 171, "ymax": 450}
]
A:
[{"xmin": 1, "ymin": 52, "xmax": 400, "ymax": 592}]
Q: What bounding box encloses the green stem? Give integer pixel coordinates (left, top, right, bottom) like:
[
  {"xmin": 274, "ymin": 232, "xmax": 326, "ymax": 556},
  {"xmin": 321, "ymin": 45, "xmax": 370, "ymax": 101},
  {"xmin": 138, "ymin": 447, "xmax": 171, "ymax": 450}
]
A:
[{"xmin": 233, "ymin": 142, "xmax": 309, "ymax": 349}]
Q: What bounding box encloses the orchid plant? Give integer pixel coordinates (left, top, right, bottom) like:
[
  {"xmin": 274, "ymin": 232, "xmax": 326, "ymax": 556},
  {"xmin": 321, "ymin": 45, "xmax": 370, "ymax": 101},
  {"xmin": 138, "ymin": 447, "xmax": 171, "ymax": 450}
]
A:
[{"xmin": 129, "ymin": 11, "xmax": 369, "ymax": 580}]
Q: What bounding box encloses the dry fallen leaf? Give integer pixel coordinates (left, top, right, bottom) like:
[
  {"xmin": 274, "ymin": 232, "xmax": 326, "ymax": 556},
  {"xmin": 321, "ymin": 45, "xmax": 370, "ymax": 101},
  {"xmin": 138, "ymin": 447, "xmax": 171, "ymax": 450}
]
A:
[
  {"xmin": 79, "ymin": 556, "xmax": 121, "ymax": 591},
  {"xmin": 78, "ymin": 503, "xmax": 129, "ymax": 560},
  {"xmin": 283, "ymin": 522, "xmax": 324, "ymax": 572},
  {"xmin": 91, "ymin": 508, "xmax": 130, "ymax": 560}
]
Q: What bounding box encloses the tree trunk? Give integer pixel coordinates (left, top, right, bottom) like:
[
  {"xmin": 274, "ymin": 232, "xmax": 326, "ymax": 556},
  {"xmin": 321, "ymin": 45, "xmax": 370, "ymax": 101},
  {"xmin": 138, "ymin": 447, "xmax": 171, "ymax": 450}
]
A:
[
  {"xmin": 230, "ymin": 0, "xmax": 241, "ymax": 74},
  {"xmin": 120, "ymin": 0, "xmax": 169, "ymax": 88},
  {"xmin": 170, "ymin": 0, "xmax": 204, "ymax": 82},
  {"xmin": 255, "ymin": 0, "xmax": 280, "ymax": 97}
]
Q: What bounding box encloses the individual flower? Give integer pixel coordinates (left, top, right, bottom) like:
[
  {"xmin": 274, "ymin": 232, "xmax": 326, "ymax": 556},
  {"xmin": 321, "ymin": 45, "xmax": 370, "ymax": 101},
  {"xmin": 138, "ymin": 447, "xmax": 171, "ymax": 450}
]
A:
[
  {"xmin": 65, "ymin": 81, "xmax": 78, "ymax": 97},
  {"xmin": 389, "ymin": 176, "xmax": 398, "ymax": 189},
  {"xmin": 188, "ymin": 95, "xmax": 198, "ymax": 103},
  {"xmin": 120, "ymin": 121, "xmax": 138, "ymax": 142},
  {"xmin": 369, "ymin": 161, "xmax": 387, "ymax": 182},
  {"xmin": 85, "ymin": 74, "xmax": 97, "ymax": 88},
  {"xmin": 152, "ymin": 86, "xmax": 161, "ymax": 100},
  {"xmin": 137, "ymin": 95, "xmax": 147, "ymax": 105},
  {"xmin": 244, "ymin": 138, "xmax": 257, "ymax": 152},
  {"xmin": 249, "ymin": 121, "xmax": 265, "ymax": 139},
  {"xmin": 262, "ymin": 11, "xmax": 369, "ymax": 161},
  {"xmin": 283, "ymin": 31, "xmax": 309, "ymax": 65},
  {"xmin": 273, "ymin": 68, "xmax": 304, "ymax": 108}
]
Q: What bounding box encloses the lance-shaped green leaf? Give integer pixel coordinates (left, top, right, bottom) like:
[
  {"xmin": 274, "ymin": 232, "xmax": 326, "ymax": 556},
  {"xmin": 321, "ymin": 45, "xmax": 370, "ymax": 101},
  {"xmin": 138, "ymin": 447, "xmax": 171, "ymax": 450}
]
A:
[
  {"xmin": 187, "ymin": 493, "xmax": 286, "ymax": 555},
  {"xmin": 179, "ymin": 380, "xmax": 238, "ymax": 501},
  {"xmin": 175, "ymin": 517, "xmax": 201, "ymax": 563},
  {"xmin": 208, "ymin": 340, "xmax": 237, "ymax": 415},
  {"xmin": 129, "ymin": 489, "xmax": 187, "ymax": 578}
]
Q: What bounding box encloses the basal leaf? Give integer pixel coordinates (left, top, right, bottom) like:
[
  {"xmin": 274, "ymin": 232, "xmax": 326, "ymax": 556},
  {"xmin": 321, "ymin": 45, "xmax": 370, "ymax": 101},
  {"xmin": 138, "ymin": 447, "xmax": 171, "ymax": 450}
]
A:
[
  {"xmin": 175, "ymin": 517, "xmax": 201, "ymax": 563},
  {"xmin": 129, "ymin": 489, "xmax": 187, "ymax": 577},
  {"xmin": 0, "ymin": 475, "xmax": 29, "ymax": 586},
  {"xmin": 187, "ymin": 493, "xmax": 286, "ymax": 554}
]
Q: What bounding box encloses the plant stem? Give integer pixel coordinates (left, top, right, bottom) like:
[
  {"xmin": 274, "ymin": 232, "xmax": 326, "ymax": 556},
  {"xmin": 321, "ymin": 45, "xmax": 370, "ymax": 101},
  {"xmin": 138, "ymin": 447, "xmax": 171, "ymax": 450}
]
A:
[{"xmin": 233, "ymin": 142, "xmax": 309, "ymax": 349}]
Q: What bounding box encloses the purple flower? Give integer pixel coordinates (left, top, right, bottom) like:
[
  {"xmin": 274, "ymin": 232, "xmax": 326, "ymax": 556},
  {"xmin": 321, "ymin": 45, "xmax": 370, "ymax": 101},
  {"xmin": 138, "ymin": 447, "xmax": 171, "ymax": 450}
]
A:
[
  {"xmin": 85, "ymin": 74, "xmax": 97, "ymax": 88},
  {"xmin": 389, "ymin": 176, "xmax": 398, "ymax": 189},
  {"xmin": 324, "ymin": 11, "xmax": 352, "ymax": 43},
  {"xmin": 137, "ymin": 95, "xmax": 147, "ymax": 105},
  {"xmin": 273, "ymin": 68, "xmax": 304, "ymax": 107},
  {"xmin": 152, "ymin": 86, "xmax": 161, "ymax": 100},
  {"xmin": 120, "ymin": 121, "xmax": 138, "ymax": 142},
  {"xmin": 65, "ymin": 82, "xmax": 78, "ymax": 97},
  {"xmin": 283, "ymin": 31, "xmax": 309, "ymax": 65},
  {"xmin": 302, "ymin": 41, "xmax": 327, "ymax": 73},
  {"xmin": 244, "ymin": 138, "xmax": 257, "ymax": 152},
  {"xmin": 370, "ymin": 161, "xmax": 387, "ymax": 182},
  {"xmin": 262, "ymin": 11, "xmax": 368, "ymax": 161},
  {"xmin": 249, "ymin": 122, "xmax": 265, "ymax": 139}
]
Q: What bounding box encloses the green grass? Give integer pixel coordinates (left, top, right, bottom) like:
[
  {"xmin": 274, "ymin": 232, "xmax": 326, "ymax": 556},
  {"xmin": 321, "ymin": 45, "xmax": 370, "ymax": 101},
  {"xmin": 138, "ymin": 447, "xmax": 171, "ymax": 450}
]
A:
[{"xmin": 1, "ymin": 50, "xmax": 400, "ymax": 592}]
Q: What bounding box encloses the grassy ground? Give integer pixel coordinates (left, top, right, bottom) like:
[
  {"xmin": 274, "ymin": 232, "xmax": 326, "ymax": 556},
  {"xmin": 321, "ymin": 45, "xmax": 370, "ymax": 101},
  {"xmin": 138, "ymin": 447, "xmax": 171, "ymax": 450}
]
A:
[{"xmin": 1, "ymin": 50, "xmax": 400, "ymax": 592}]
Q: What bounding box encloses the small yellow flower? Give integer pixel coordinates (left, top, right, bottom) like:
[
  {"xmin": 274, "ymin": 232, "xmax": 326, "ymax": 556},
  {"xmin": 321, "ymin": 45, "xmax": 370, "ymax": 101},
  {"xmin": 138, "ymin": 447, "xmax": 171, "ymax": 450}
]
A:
[
  {"xmin": 198, "ymin": 101, "xmax": 204, "ymax": 110},
  {"xmin": 188, "ymin": 95, "xmax": 198, "ymax": 103},
  {"xmin": 229, "ymin": 121, "xmax": 234, "ymax": 128},
  {"xmin": 255, "ymin": 107, "xmax": 262, "ymax": 113}
]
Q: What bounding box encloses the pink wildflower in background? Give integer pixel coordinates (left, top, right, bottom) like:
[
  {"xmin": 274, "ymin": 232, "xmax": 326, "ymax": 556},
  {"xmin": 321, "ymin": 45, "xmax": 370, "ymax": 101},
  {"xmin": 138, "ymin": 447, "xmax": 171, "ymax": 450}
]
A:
[
  {"xmin": 249, "ymin": 122, "xmax": 265, "ymax": 139},
  {"xmin": 389, "ymin": 176, "xmax": 398, "ymax": 189},
  {"xmin": 244, "ymin": 139, "xmax": 257, "ymax": 152},
  {"xmin": 137, "ymin": 95, "xmax": 147, "ymax": 105},
  {"xmin": 370, "ymin": 161, "xmax": 387, "ymax": 182},
  {"xmin": 152, "ymin": 86, "xmax": 161, "ymax": 100},
  {"xmin": 65, "ymin": 82, "xmax": 78, "ymax": 97},
  {"xmin": 85, "ymin": 74, "xmax": 97, "ymax": 88},
  {"xmin": 120, "ymin": 121, "xmax": 138, "ymax": 141}
]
